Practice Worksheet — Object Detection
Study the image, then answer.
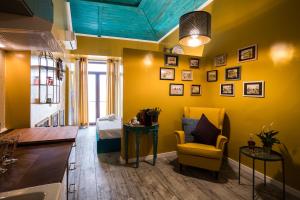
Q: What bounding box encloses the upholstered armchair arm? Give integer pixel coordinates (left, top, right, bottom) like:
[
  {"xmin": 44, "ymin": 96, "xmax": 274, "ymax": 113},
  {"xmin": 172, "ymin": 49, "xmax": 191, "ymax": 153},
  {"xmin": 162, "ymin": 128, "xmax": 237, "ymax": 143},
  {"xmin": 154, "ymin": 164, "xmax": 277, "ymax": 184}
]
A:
[
  {"xmin": 216, "ymin": 135, "xmax": 228, "ymax": 151},
  {"xmin": 174, "ymin": 130, "xmax": 185, "ymax": 144}
]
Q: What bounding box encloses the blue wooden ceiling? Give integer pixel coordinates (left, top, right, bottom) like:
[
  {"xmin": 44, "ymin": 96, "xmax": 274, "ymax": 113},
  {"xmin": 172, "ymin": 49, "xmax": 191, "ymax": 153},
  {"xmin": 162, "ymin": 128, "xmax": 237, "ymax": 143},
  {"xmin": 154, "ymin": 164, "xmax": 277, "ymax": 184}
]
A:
[{"xmin": 69, "ymin": 0, "xmax": 209, "ymax": 41}]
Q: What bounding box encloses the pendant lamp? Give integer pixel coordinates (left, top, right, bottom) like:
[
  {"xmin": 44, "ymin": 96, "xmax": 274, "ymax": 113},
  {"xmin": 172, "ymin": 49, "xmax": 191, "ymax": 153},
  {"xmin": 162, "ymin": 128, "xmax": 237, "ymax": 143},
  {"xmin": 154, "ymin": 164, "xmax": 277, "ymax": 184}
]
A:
[{"xmin": 179, "ymin": 11, "xmax": 211, "ymax": 47}]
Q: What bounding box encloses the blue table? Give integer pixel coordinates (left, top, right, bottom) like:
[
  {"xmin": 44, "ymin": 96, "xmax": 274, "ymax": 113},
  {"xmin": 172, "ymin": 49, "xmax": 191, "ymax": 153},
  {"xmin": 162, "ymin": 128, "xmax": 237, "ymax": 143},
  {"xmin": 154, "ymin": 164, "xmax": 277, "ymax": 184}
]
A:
[{"xmin": 123, "ymin": 123, "xmax": 159, "ymax": 168}]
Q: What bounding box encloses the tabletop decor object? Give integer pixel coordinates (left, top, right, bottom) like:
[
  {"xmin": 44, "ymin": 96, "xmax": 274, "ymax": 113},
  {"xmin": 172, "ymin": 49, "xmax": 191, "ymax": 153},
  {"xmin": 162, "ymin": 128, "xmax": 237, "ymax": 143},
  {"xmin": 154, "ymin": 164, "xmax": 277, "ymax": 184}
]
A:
[
  {"xmin": 136, "ymin": 108, "xmax": 162, "ymax": 126},
  {"xmin": 248, "ymin": 134, "xmax": 256, "ymax": 151},
  {"xmin": 257, "ymin": 128, "xmax": 280, "ymax": 154}
]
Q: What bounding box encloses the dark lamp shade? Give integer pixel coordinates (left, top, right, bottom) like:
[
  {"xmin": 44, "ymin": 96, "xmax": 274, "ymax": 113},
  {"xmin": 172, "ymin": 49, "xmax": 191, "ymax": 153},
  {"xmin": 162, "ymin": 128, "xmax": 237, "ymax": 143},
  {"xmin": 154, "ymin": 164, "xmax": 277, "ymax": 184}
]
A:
[{"xmin": 179, "ymin": 11, "xmax": 211, "ymax": 47}]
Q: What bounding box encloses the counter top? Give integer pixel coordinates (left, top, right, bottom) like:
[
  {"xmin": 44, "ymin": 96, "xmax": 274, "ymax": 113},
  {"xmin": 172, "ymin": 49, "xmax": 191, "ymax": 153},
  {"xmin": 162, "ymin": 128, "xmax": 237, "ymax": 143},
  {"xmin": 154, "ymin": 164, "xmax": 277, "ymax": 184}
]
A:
[
  {"xmin": 1, "ymin": 126, "xmax": 78, "ymax": 145},
  {"xmin": 0, "ymin": 142, "xmax": 73, "ymax": 192}
]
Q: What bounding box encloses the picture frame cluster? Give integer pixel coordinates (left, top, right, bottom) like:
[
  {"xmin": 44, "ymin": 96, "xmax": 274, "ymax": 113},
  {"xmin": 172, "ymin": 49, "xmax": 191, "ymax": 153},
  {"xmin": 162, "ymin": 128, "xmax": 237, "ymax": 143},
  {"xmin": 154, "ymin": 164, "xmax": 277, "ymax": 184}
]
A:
[
  {"xmin": 211, "ymin": 44, "xmax": 264, "ymax": 98},
  {"xmin": 159, "ymin": 44, "xmax": 263, "ymax": 98},
  {"xmin": 161, "ymin": 54, "xmax": 201, "ymax": 96}
]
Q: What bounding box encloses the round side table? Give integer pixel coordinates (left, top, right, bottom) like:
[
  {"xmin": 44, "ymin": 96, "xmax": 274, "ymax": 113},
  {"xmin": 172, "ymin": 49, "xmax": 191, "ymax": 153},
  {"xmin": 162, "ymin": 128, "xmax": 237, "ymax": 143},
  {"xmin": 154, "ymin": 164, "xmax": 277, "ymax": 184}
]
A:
[{"xmin": 239, "ymin": 146, "xmax": 285, "ymax": 200}]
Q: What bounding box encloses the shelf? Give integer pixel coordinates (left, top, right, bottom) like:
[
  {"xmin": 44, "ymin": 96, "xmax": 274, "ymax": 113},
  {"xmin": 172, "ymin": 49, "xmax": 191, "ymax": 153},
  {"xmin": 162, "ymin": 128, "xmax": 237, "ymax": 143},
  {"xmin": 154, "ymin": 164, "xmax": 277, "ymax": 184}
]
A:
[
  {"xmin": 32, "ymin": 65, "xmax": 65, "ymax": 73},
  {"xmin": 31, "ymin": 103, "xmax": 60, "ymax": 105},
  {"xmin": 31, "ymin": 65, "xmax": 56, "ymax": 70},
  {"xmin": 31, "ymin": 84, "xmax": 58, "ymax": 86}
]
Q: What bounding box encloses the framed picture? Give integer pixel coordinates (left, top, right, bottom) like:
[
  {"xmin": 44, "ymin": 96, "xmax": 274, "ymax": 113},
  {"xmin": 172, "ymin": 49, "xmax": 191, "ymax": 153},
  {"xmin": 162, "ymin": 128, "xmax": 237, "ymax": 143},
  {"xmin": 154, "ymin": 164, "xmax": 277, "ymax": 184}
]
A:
[
  {"xmin": 225, "ymin": 66, "xmax": 241, "ymax": 80},
  {"xmin": 181, "ymin": 70, "xmax": 193, "ymax": 81},
  {"xmin": 191, "ymin": 85, "xmax": 201, "ymax": 96},
  {"xmin": 220, "ymin": 83, "xmax": 235, "ymax": 96},
  {"xmin": 238, "ymin": 44, "xmax": 257, "ymax": 62},
  {"xmin": 243, "ymin": 81, "xmax": 265, "ymax": 98},
  {"xmin": 214, "ymin": 54, "xmax": 227, "ymax": 67},
  {"xmin": 169, "ymin": 84, "xmax": 184, "ymax": 96},
  {"xmin": 160, "ymin": 67, "xmax": 175, "ymax": 80},
  {"xmin": 207, "ymin": 70, "xmax": 218, "ymax": 82},
  {"xmin": 165, "ymin": 55, "xmax": 178, "ymax": 66},
  {"xmin": 190, "ymin": 58, "xmax": 200, "ymax": 68}
]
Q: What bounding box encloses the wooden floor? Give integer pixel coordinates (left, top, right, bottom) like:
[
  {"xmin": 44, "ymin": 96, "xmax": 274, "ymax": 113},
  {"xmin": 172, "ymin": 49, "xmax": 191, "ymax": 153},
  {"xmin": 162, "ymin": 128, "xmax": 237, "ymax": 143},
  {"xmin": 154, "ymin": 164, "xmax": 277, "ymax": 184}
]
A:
[{"xmin": 69, "ymin": 127, "xmax": 299, "ymax": 200}]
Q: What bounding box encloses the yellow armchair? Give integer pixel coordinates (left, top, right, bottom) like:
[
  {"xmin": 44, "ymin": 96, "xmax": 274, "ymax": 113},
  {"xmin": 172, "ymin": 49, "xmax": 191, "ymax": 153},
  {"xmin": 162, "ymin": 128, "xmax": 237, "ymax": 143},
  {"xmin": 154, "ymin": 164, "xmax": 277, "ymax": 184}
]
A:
[{"xmin": 174, "ymin": 107, "xmax": 228, "ymax": 176}]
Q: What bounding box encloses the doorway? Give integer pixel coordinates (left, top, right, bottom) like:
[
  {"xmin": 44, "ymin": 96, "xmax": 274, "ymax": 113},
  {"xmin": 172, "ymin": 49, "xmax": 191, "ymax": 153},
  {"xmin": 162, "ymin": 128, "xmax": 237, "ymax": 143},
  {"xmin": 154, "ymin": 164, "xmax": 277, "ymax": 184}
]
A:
[{"xmin": 88, "ymin": 61, "xmax": 107, "ymax": 125}]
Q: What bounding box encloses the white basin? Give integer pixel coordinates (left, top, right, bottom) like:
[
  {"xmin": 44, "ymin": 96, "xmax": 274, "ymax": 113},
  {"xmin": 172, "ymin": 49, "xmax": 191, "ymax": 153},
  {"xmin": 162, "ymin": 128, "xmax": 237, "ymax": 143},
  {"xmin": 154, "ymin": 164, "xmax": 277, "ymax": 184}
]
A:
[{"xmin": 0, "ymin": 183, "xmax": 61, "ymax": 200}]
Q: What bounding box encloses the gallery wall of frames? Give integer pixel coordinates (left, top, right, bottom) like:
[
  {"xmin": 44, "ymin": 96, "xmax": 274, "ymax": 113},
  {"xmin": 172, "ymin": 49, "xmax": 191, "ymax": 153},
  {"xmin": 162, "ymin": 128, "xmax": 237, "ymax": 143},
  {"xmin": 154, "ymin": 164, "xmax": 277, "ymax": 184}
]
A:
[{"xmin": 161, "ymin": 44, "xmax": 264, "ymax": 98}]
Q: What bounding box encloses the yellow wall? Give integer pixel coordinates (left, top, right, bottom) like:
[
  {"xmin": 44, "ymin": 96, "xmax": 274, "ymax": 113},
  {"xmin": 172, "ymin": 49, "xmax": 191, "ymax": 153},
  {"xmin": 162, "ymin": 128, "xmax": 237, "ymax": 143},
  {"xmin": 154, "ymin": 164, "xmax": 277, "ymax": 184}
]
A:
[
  {"xmin": 0, "ymin": 50, "xmax": 5, "ymax": 130},
  {"xmin": 72, "ymin": 36, "xmax": 160, "ymax": 57},
  {"xmin": 122, "ymin": 48, "xmax": 206, "ymax": 158},
  {"xmin": 201, "ymin": 0, "xmax": 300, "ymax": 191},
  {"xmin": 122, "ymin": 0, "xmax": 300, "ymax": 191},
  {"xmin": 5, "ymin": 51, "xmax": 31, "ymax": 128}
]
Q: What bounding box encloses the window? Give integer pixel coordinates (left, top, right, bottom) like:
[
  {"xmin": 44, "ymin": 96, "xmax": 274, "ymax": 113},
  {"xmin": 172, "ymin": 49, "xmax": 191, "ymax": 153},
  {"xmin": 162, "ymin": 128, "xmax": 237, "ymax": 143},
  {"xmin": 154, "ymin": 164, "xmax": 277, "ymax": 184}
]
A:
[{"xmin": 88, "ymin": 61, "xmax": 107, "ymax": 124}]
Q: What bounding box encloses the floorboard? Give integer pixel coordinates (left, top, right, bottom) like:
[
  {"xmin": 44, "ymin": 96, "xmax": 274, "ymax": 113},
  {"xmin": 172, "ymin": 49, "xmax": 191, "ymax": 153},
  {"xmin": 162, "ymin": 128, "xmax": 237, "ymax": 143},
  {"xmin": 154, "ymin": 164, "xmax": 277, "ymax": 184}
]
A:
[{"xmin": 70, "ymin": 127, "xmax": 299, "ymax": 200}]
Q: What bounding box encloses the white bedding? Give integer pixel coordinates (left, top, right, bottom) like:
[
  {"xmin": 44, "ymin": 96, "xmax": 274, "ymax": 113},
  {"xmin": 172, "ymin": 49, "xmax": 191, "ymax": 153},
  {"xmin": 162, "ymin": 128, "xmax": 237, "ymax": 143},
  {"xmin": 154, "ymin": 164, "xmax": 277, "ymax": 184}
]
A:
[{"xmin": 96, "ymin": 116, "xmax": 122, "ymax": 139}]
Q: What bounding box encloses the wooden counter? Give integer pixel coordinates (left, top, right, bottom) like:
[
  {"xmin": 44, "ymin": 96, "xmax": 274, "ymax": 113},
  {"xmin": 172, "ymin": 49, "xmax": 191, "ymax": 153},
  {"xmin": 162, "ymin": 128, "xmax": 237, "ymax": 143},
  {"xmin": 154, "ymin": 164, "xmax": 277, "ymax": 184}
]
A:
[
  {"xmin": 0, "ymin": 142, "xmax": 73, "ymax": 192},
  {"xmin": 1, "ymin": 126, "xmax": 78, "ymax": 145}
]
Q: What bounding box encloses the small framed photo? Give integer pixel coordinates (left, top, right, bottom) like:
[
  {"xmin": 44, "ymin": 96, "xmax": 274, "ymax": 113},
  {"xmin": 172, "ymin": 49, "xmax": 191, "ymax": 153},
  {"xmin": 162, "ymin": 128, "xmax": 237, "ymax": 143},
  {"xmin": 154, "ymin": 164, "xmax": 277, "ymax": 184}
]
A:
[
  {"xmin": 191, "ymin": 85, "xmax": 201, "ymax": 96},
  {"xmin": 225, "ymin": 66, "xmax": 241, "ymax": 80},
  {"xmin": 243, "ymin": 81, "xmax": 265, "ymax": 98},
  {"xmin": 220, "ymin": 83, "xmax": 235, "ymax": 96},
  {"xmin": 214, "ymin": 54, "xmax": 227, "ymax": 67},
  {"xmin": 190, "ymin": 58, "xmax": 200, "ymax": 68},
  {"xmin": 169, "ymin": 84, "xmax": 184, "ymax": 96},
  {"xmin": 238, "ymin": 44, "xmax": 257, "ymax": 62},
  {"xmin": 181, "ymin": 70, "xmax": 193, "ymax": 81},
  {"xmin": 165, "ymin": 55, "xmax": 178, "ymax": 66},
  {"xmin": 207, "ymin": 70, "xmax": 218, "ymax": 82},
  {"xmin": 160, "ymin": 67, "xmax": 175, "ymax": 80}
]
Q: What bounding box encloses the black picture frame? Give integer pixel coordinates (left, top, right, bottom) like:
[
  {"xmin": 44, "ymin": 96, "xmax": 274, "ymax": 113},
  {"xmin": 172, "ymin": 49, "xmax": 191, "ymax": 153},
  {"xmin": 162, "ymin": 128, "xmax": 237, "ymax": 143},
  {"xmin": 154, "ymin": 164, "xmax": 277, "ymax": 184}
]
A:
[
  {"xmin": 164, "ymin": 54, "xmax": 179, "ymax": 66},
  {"xmin": 160, "ymin": 67, "xmax": 175, "ymax": 80},
  {"xmin": 190, "ymin": 58, "xmax": 200, "ymax": 68},
  {"xmin": 207, "ymin": 70, "xmax": 218, "ymax": 82},
  {"xmin": 220, "ymin": 83, "xmax": 235, "ymax": 96},
  {"xmin": 191, "ymin": 85, "xmax": 201, "ymax": 96},
  {"xmin": 214, "ymin": 54, "xmax": 227, "ymax": 67},
  {"xmin": 243, "ymin": 81, "xmax": 265, "ymax": 98},
  {"xmin": 225, "ymin": 66, "xmax": 241, "ymax": 81},
  {"xmin": 238, "ymin": 44, "xmax": 257, "ymax": 62},
  {"xmin": 169, "ymin": 83, "xmax": 184, "ymax": 96}
]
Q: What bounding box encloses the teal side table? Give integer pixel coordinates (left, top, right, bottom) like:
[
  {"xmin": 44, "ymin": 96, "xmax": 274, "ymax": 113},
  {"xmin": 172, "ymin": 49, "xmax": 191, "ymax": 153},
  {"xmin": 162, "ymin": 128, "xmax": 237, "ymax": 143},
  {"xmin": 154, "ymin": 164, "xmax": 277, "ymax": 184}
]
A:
[{"xmin": 123, "ymin": 123, "xmax": 159, "ymax": 168}]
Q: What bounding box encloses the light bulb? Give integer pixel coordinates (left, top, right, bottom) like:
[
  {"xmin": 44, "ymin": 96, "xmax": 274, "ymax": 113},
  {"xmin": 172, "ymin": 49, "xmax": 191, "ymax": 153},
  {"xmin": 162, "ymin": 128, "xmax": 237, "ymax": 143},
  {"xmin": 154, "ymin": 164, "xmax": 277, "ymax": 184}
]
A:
[{"xmin": 187, "ymin": 35, "xmax": 201, "ymax": 47}]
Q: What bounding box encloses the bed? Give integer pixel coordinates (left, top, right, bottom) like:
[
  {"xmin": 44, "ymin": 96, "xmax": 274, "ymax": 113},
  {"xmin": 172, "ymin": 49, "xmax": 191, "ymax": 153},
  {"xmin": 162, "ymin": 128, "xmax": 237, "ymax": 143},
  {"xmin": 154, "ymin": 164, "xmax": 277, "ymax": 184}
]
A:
[{"xmin": 96, "ymin": 116, "xmax": 122, "ymax": 153}]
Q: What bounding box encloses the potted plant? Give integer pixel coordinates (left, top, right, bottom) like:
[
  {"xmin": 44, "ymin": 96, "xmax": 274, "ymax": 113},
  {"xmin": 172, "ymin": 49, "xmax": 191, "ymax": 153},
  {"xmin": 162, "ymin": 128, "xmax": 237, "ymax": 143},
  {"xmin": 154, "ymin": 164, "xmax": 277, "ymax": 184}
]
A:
[
  {"xmin": 147, "ymin": 107, "xmax": 162, "ymax": 123},
  {"xmin": 256, "ymin": 127, "xmax": 280, "ymax": 154},
  {"xmin": 136, "ymin": 107, "xmax": 162, "ymax": 126}
]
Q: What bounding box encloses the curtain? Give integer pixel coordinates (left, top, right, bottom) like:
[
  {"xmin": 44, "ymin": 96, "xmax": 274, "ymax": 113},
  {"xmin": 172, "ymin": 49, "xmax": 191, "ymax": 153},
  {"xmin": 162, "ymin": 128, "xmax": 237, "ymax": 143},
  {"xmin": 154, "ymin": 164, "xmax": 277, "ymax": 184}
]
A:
[
  {"xmin": 78, "ymin": 58, "xmax": 89, "ymax": 127},
  {"xmin": 107, "ymin": 59, "xmax": 121, "ymax": 115}
]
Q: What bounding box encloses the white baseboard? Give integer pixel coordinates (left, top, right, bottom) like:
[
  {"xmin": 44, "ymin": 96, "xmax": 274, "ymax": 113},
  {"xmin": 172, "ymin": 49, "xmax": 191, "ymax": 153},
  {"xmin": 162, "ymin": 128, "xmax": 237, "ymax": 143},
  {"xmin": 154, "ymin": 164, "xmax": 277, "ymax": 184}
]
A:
[
  {"xmin": 119, "ymin": 151, "xmax": 177, "ymax": 164},
  {"xmin": 227, "ymin": 157, "xmax": 300, "ymax": 198},
  {"xmin": 0, "ymin": 128, "xmax": 7, "ymax": 134}
]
